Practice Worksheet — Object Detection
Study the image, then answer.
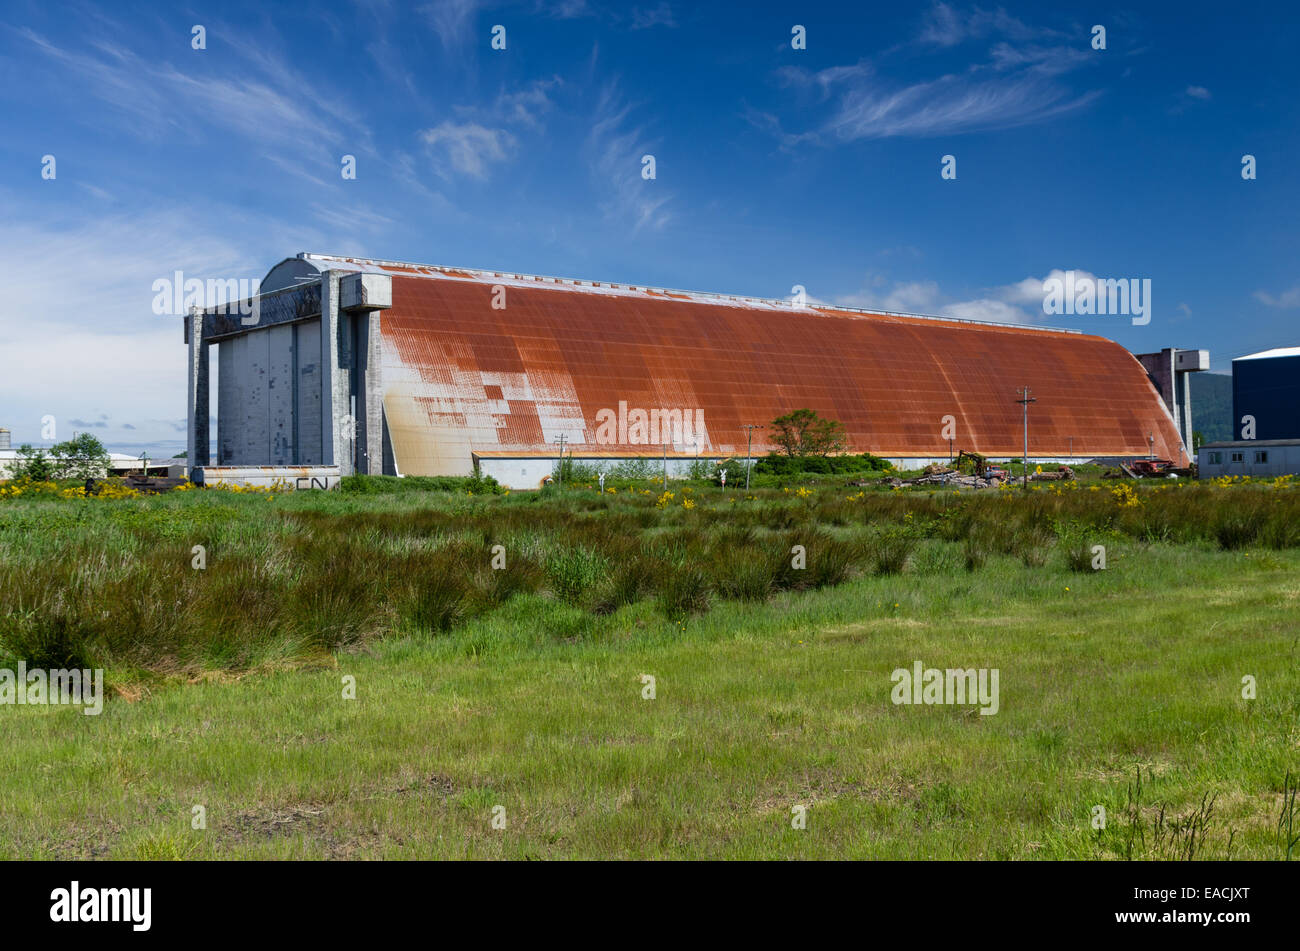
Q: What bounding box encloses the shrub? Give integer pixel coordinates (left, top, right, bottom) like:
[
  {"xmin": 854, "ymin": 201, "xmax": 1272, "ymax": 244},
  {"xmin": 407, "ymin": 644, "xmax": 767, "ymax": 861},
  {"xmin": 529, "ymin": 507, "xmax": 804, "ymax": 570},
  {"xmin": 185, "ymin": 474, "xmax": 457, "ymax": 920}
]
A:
[
  {"xmin": 1, "ymin": 604, "xmax": 99, "ymax": 669},
  {"xmin": 1214, "ymin": 513, "xmax": 1262, "ymax": 550},
  {"xmin": 546, "ymin": 547, "xmax": 610, "ymax": 605},
  {"xmin": 404, "ymin": 574, "xmax": 469, "ymax": 633},
  {"xmin": 1260, "ymin": 516, "xmax": 1300, "ymax": 549},
  {"xmin": 477, "ymin": 554, "xmax": 545, "ymax": 607},
  {"xmin": 589, "ymin": 560, "xmax": 653, "ymax": 615},
  {"xmin": 868, "ymin": 529, "xmax": 915, "ymax": 575},
  {"xmin": 714, "ymin": 557, "xmax": 775, "ymax": 602},
  {"xmin": 1055, "ymin": 520, "xmax": 1101, "ymax": 572},
  {"xmin": 8, "ymin": 445, "xmax": 56, "ymax": 482},
  {"xmin": 1018, "ymin": 525, "xmax": 1054, "ymax": 568},
  {"xmin": 754, "ymin": 452, "xmax": 892, "ymax": 477},
  {"xmin": 609, "ymin": 458, "xmax": 658, "ymax": 480},
  {"xmin": 1063, "ymin": 540, "xmax": 1095, "ymax": 572},
  {"xmin": 554, "ymin": 457, "xmax": 604, "ymax": 484},
  {"xmin": 808, "ymin": 539, "xmax": 856, "ymax": 587},
  {"xmin": 338, "ymin": 474, "xmax": 502, "ymax": 495},
  {"xmin": 655, "ymin": 565, "xmax": 713, "ymax": 619},
  {"xmin": 963, "ymin": 526, "xmax": 992, "ymax": 572}
]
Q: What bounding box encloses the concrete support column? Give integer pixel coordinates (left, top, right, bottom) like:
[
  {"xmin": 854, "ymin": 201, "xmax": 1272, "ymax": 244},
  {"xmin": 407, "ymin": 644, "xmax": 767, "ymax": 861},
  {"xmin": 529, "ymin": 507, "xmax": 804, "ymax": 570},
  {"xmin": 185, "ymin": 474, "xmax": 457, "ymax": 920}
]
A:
[
  {"xmin": 341, "ymin": 273, "xmax": 392, "ymax": 476},
  {"xmin": 186, "ymin": 306, "xmax": 210, "ymax": 471},
  {"xmin": 361, "ymin": 310, "xmax": 384, "ymax": 472},
  {"xmin": 319, "ymin": 271, "xmax": 352, "ymax": 476},
  {"xmin": 1137, "ymin": 347, "xmax": 1184, "ymax": 451},
  {"xmin": 310, "ymin": 271, "xmax": 392, "ymax": 477}
]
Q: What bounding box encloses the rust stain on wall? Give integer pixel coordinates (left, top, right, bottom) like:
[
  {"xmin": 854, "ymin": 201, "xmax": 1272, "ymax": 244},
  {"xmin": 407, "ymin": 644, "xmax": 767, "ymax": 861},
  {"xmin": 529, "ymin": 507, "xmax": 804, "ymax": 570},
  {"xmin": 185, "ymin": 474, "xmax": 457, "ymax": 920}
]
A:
[{"xmin": 373, "ymin": 269, "xmax": 1183, "ymax": 469}]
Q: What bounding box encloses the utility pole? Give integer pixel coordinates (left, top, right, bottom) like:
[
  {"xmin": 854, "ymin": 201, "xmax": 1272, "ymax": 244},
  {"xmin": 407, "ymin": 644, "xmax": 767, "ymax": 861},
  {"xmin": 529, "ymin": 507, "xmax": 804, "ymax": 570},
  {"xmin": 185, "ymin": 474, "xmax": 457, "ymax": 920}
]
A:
[
  {"xmin": 742, "ymin": 424, "xmax": 764, "ymax": 491},
  {"xmin": 1015, "ymin": 387, "xmax": 1036, "ymax": 490},
  {"xmin": 553, "ymin": 433, "xmax": 567, "ymax": 489}
]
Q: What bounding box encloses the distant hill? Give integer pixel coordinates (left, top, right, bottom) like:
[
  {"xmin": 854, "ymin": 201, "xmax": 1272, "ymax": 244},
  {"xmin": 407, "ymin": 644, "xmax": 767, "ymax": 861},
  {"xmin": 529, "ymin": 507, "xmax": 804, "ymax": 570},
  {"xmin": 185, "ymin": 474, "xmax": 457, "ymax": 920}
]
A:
[{"xmin": 1192, "ymin": 372, "xmax": 1233, "ymax": 444}]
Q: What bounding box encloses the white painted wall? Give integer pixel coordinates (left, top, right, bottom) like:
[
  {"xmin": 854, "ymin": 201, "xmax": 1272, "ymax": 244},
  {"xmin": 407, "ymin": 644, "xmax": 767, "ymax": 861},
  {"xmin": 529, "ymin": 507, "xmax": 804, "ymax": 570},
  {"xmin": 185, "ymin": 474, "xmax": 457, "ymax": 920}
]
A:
[{"xmin": 1198, "ymin": 444, "xmax": 1300, "ymax": 477}]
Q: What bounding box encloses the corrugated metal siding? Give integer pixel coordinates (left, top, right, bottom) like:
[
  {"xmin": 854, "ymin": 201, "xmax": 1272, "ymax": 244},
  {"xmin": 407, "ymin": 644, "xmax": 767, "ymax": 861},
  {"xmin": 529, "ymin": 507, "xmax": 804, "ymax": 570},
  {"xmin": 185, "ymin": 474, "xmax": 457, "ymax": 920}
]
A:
[{"xmin": 375, "ymin": 271, "xmax": 1183, "ymax": 472}]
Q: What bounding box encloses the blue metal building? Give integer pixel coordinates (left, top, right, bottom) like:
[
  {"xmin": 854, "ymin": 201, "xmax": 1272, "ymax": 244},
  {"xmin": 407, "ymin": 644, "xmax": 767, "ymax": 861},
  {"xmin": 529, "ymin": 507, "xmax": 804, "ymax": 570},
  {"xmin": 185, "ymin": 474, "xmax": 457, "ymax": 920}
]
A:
[{"xmin": 1232, "ymin": 348, "xmax": 1300, "ymax": 440}]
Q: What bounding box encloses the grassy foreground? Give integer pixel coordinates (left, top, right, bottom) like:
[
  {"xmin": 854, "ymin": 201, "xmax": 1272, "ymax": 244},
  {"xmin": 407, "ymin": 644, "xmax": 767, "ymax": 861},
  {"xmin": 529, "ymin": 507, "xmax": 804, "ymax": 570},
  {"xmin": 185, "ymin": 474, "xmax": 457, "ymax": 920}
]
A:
[{"xmin": 1, "ymin": 481, "xmax": 1297, "ymax": 859}]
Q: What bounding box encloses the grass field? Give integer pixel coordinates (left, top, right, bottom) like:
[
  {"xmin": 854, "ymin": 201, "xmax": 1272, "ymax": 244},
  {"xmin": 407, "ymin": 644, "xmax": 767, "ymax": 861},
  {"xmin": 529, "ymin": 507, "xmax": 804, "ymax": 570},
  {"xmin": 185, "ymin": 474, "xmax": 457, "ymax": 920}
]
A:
[{"xmin": 1, "ymin": 476, "xmax": 1297, "ymax": 859}]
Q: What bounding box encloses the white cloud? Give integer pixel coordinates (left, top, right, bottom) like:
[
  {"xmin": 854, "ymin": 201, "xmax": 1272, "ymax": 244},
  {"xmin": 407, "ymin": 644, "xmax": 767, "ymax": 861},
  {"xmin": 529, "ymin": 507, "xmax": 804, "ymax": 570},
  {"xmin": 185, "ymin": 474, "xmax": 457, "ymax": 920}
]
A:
[
  {"xmin": 309, "ymin": 202, "xmax": 396, "ymax": 234},
  {"xmin": 830, "ymin": 268, "xmax": 1107, "ymax": 325},
  {"xmin": 918, "ymin": 2, "xmax": 1055, "ymax": 48},
  {"xmin": 918, "ymin": 1, "xmax": 967, "ymax": 47},
  {"xmin": 1186, "ymin": 85, "xmax": 1211, "ymax": 100},
  {"xmin": 492, "ymin": 78, "xmax": 563, "ymax": 129},
  {"xmin": 1254, "ymin": 286, "xmax": 1300, "ymax": 308},
  {"xmin": 770, "ymin": 4, "xmax": 1098, "ymax": 143},
  {"xmin": 824, "ymin": 71, "xmax": 1098, "ymax": 141},
  {"xmin": 631, "ymin": 3, "xmax": 677, "ymax": 29},
  {"xmin": 422, "ymin": 0, "xmax": 481, "ymax": 50},
  {"xmin": 21, "ymin": 28, "xmax": 367, "ymax": 152},
  {"xmin": 586, "ymin": 84, "xmax": 672, "ymax": 232},
  {"xmin": 541, "ymin": 0, "xmax": 595, "ymax": 18},
  {"xmin": 420, "ymin": 122, "xmax": 517, "ymax": 179},
  {"xmin": 0, "ymin": 197, "xmax": 313, "ymax": 446},
  {"xmin": 420, "ymin": 78, "xmax": 562, "ymax": 180}
]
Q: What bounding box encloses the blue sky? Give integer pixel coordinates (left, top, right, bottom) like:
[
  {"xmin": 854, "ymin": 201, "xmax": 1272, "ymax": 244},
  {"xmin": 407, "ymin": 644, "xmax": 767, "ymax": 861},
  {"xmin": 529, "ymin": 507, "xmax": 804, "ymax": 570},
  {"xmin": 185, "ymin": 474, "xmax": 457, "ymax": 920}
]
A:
[{"xmin": 1, "ymin": 0, "xmax": 1297, "ymax": 450}]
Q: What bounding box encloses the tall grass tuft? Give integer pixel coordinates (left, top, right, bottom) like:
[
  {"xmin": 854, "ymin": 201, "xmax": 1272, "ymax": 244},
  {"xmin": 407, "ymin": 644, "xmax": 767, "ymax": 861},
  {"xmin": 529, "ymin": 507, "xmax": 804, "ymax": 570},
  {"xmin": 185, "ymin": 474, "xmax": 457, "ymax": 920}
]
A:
[
  {"xmin": 404, "ymin": 574, "xmax": 469, "ymax": 634},
  {"xmin": 654, "ymin": 564, "xmax": 713, "ymax": 620}
]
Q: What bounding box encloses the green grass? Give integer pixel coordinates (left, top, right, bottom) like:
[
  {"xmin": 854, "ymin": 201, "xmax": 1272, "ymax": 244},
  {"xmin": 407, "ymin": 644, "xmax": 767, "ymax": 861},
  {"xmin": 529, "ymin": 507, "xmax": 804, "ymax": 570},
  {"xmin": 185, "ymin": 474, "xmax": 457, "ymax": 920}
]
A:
[{"xmin": 0, "ymin": 480, "xmax": 1297, "ymax": 858}]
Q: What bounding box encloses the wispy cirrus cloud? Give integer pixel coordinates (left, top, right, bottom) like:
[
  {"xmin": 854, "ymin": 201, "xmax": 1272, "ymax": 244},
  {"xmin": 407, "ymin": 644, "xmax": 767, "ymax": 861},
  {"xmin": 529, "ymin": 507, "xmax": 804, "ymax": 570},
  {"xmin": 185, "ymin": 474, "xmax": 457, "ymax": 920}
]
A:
[
  {"xmin": 630, "ymin": 3, "xmax": 677, "ymax": 30},
  {"xmin": 422, "ymin": 0, "xmax": 481, "ymax": 50},
  {"xmin": 758, "ymin": 2, "xmax": 1101, "ymax": 145},
  {"xmin": 1253, "ymin": 285, "xmax": 1300, "ymax": 308},
  {"xmin": 490, "ymin": 77, "xmax": 563, "ymax": 129},
  {"xmin": 586, "ymin": 82, "xmax": 672, "ymax": 232},
  {"xmin": 823, "ymin": 71, "xmax": 1098, "ymax": 141},
  {"xmin": 919, "ymin": 2, "xmax": 1052, "ymax": 48},
  {"xmin": 19, "ymin": 25, "xmax": 370, "ymax": 159},
  {"xmin": 538, "ymin": 0, "xmax": 595, "ymax": 18}
]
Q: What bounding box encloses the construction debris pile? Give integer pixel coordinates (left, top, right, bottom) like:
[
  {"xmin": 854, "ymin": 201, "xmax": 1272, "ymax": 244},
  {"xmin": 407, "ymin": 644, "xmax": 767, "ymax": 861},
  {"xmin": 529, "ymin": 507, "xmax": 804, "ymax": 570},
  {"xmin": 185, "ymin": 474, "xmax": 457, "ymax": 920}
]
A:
[
  {"xmin": 1102, "ymin": 459, "xmax": 1193, "ymax": 479},
  {"xmin": 868, "ymin": 458, "xmax": 1076, "ymax": 490},
  {"xmin": 884, "ymin": 468, "xmax": 1004, "ymax": 489}
]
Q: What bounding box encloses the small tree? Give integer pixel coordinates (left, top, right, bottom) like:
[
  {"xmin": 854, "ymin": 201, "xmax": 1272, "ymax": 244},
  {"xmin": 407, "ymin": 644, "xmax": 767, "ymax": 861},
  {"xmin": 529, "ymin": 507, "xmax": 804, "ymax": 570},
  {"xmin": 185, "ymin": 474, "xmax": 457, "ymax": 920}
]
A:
[
  {"xmin": 50, "ymin": 433, "xmax": 111, "ymax": 480},
  {"xmin": 770, "ymin": 408, "xmax": 847, "ymax": 457},
  {"xmin": 10, "ymin": 444, "xmax": 55, "ymax": 481}
]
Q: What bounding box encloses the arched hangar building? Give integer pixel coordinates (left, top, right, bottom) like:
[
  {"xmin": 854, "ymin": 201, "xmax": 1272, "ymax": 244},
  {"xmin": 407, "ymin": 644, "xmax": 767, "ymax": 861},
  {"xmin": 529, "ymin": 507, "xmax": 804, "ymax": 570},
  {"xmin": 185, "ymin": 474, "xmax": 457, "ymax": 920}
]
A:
[{"xmin": 185, "ymin": 253, "xmax": 1196, "ymax": 489}]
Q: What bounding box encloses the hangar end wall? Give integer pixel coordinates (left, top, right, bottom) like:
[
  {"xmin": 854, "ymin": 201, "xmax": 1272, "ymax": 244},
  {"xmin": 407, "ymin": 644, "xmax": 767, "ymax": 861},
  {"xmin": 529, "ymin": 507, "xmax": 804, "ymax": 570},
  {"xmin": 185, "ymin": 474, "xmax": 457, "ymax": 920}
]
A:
[{"xmin": 217, "ymin": 320, "xmax": 325, "ymax": 466}]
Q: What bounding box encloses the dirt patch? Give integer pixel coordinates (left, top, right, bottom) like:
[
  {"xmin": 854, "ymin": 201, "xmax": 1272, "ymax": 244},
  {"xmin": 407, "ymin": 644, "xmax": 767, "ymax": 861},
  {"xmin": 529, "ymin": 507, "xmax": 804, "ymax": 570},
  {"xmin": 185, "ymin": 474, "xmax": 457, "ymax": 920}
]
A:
[
  {"xmin": 753, "ymin": 772, "xmax": 924, "ymax": 813},
  {"xmin": 427, "ymin": 773, "xmax": 457, "ymax": 795},
  {"xmin": 226, "ymin": 805, "xmax": 326, "ymax": 841},
  {"xmin": 821, "ymin": 619, "xmax": 929, "ymax": 641}
]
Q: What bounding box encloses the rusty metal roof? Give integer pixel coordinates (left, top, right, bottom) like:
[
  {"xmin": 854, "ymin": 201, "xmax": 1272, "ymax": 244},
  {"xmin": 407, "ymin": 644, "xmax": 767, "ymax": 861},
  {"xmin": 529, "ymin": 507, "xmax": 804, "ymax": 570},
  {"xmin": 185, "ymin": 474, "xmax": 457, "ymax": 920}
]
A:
[{"xmin": 297, "ymin": 254, "xmax": 1185, "ymax": 468}]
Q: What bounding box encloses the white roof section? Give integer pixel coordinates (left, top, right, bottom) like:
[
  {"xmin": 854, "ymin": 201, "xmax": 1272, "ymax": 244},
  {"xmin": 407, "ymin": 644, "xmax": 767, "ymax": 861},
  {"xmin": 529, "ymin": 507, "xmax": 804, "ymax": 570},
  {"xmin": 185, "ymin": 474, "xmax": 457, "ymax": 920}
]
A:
[
  {"xmin": 0, "ymin": 451, "xmax": 167, "ymax": 463},
  {"xmin": 1233, "ymin": 347, "xmax": 1300, "ymax": 361}
]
